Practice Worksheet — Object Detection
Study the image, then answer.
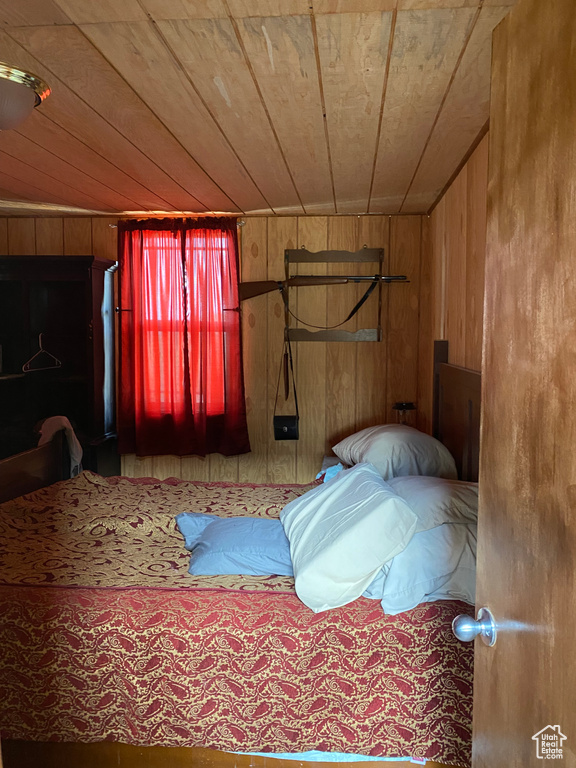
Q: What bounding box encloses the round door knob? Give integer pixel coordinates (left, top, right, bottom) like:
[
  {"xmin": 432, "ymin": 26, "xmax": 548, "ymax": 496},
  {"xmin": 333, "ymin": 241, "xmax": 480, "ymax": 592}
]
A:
[{"xmin": 452, "ymin": 607, "xmax": 497, "ymax": 646}]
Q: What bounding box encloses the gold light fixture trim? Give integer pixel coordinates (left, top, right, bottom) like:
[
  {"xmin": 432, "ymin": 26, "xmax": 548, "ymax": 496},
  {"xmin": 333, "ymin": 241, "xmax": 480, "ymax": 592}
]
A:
[{"xmin": 0, "ymin": 61, "xmax": 51, "ymax": 106}]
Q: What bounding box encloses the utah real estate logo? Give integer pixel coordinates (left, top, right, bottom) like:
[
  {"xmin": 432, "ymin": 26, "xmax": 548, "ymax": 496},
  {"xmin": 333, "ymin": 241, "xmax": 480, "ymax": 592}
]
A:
[{"xmin": 532, "ymin": 725, "xmax": 567, "ymax": 760}]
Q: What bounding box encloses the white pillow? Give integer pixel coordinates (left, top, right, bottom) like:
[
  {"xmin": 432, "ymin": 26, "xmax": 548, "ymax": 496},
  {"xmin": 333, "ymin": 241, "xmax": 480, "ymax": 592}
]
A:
[
  {"xmin": 280, "ymin": 463, "xmax": 418, "ymax": 613},
  {"xmin": 388, "ymin": 475, "xmax": 478, "ymax": 532},
  {"xmin": 332, "ymin": 424, "xmax": 457, "ymax": 480},
  {"xmin": 363, "ymin": 523, "xmax": 477, "ymax": 615}
]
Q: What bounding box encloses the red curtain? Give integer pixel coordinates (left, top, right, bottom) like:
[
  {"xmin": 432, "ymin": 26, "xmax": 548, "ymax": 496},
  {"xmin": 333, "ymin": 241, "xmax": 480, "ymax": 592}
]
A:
[{"xmin": 117, "ymin": 218, "xmax": 250, "ymax": 457}]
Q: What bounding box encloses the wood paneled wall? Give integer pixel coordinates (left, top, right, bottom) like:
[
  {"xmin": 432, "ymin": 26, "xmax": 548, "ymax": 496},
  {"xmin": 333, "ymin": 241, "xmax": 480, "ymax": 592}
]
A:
[
  {"xmin": 0, "ymin": 216, "xmax": 117, "ymax": 260},
  {"xmin": 237, "ymin": 215, "xmax": 423, "ymax": 483},
  {"xmin": 0, "ymin": 197, "xmax": 490, "ymax": 483},
  {"xmin": 1, "ymin": 213, "xmax": 429, "ymax": 484},
  {"xmin": 417, "ymin": 134, "xmax": 489, "ymax": 434}
]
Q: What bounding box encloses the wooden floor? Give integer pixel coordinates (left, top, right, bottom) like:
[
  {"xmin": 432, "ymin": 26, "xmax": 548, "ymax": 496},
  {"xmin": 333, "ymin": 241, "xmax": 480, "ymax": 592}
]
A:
[{"xmin": 1, "ymin": 741, "xmax": 450, "ymax": 768}]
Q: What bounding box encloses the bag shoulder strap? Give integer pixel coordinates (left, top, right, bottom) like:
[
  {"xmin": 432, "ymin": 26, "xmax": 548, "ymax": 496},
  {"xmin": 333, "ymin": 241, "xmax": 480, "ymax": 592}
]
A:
[{"xmin": 274, "ymin": 336, "xmax": 299, "ymax": 418}]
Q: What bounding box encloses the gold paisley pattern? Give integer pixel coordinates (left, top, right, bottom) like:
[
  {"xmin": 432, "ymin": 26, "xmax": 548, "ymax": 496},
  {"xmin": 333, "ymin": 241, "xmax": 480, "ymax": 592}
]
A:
[
  {"xmin": 0, "ymin": 471, "xmax": 318, "ymax": 591},
  {"xmin": 0, "ymin": 473, "xmax": 473, "ymax": 766}
]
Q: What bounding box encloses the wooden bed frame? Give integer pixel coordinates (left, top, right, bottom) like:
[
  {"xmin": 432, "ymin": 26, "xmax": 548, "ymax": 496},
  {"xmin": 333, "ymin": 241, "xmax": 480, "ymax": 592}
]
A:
[
  {"xmin": 0, "ymin": 429, "xmax": 68, "ymax": 504},
  {"xmin": 0, "ymin": 342, "xmax": 481, "ymax": 768}
]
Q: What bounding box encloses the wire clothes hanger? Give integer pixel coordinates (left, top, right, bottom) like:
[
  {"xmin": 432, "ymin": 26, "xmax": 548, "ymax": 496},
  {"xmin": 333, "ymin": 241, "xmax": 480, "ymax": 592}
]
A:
[{"xmin": 22, "ymin": 333, "xmax": 62, "ymax": 372}]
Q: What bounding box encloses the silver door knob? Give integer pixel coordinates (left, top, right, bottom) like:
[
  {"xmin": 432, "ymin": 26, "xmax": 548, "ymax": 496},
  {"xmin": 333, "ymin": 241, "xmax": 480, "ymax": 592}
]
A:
[{"xmin": 452, "ymin": 607, "xmax": 497, "ymax": 646}]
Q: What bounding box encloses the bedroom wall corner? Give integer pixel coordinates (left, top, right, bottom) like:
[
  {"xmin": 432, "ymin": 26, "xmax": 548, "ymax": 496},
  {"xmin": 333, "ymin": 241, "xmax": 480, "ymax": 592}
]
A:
[
  {"xmin": 236, "ymin": 214, "xmax": 424, "ymax": 485},
  {"xmin": 1, "ymin": 213, "xmax": 426, "ymax": 484},
  {"xmin": 418, "ymin": 134, "xmax": 488, "ymax": 431}
]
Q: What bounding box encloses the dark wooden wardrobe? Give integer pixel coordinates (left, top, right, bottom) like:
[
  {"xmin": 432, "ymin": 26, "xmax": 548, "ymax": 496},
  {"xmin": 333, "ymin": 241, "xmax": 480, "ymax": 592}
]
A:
[{"xmin": 0, "ymin": 255, "xmax": 118, "ymax": 473}]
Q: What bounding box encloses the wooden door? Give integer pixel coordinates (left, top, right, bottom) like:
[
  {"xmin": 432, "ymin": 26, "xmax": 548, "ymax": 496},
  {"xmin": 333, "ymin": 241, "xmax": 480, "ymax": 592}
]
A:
[{"xmin": 473, "ymin": 0, "xmax": 576, "ymax": 764}]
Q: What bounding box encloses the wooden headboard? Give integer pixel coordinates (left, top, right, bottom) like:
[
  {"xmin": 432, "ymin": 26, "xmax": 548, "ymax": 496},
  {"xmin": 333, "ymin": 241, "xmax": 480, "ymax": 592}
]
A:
[{"xmin": 432, "ymin": 340, "xmax": 481, "ymax": 482}]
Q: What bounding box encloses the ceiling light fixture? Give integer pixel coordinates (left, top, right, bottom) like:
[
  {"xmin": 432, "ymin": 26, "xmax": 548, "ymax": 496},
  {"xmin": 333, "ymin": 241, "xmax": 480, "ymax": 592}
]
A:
[{"xmin": 0, "ymin": 62, "xmax": 51, "ymax": 131}]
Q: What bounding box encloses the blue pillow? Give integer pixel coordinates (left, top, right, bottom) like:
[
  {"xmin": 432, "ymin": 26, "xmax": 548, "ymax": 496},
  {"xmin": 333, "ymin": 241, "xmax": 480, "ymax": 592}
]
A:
[
  {"xmin": 175, "ymin": 512, "xmax": 217, "ymax": 549},
  {"xmin": 361, "ymin": 523, "xmax": 476, "ymax": 614},
  {"xmin": 175, "ymin": 513, "xmax": 293, "ymax": 577}
]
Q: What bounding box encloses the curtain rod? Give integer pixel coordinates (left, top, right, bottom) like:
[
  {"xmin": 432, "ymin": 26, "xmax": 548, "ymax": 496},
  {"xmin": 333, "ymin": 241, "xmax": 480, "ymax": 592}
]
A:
[{"xmin": 109, "ymin": 219, "xmax": 245, "ymax": 228}]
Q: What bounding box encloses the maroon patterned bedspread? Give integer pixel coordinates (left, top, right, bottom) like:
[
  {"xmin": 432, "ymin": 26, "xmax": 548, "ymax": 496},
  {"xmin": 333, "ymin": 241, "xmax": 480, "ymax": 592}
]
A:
[{"xmin": 0, "ymin": 472, "xmax": 473, "ymax": 766}]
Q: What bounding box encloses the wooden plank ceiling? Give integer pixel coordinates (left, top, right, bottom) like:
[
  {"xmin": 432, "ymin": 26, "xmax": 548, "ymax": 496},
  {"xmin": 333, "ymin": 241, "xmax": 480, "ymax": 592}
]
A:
[{"xmin": 0, "ymin": 0, "xmax": 515, "ymax": 218}]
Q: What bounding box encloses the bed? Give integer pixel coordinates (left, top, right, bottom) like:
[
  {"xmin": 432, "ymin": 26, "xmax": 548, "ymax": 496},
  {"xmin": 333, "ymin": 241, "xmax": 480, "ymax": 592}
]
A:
[{"xmin": 0, "ymin": 349, "xmax": 480, "ymax": 768}]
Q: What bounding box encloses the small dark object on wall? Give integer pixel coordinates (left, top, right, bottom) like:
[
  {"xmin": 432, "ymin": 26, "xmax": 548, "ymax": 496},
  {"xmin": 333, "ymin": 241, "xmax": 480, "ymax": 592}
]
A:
[
  {"xmin": 273, "ymin": 415, "xmax": 299, "ymax": 440},
  {"xmin": 392, "ymin": 401, "xmax": 416, "ymax": 424}
]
